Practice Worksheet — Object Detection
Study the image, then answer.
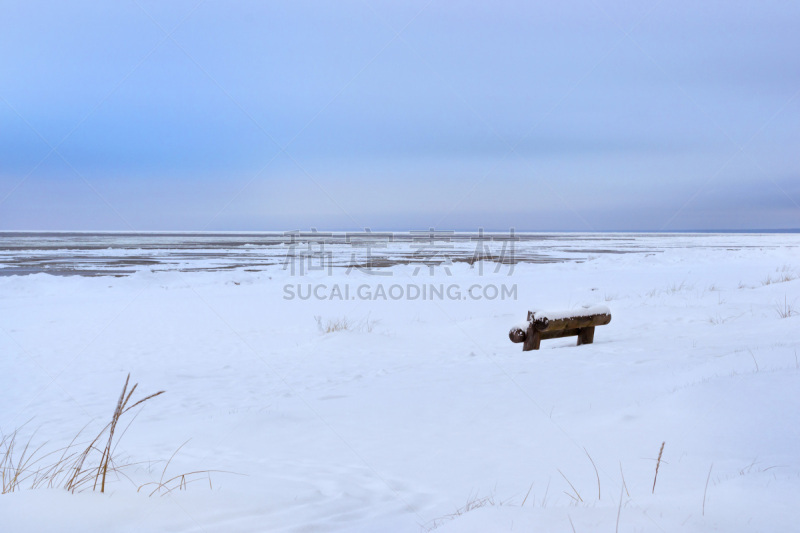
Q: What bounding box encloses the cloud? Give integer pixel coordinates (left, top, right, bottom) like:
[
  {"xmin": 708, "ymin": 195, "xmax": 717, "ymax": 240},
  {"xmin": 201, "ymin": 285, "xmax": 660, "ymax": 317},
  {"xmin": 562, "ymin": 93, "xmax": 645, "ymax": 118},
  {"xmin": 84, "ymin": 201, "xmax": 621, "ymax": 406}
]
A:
[{"xmin": 1, "ymin": 1, "xmax": 798, "ymax": 230}]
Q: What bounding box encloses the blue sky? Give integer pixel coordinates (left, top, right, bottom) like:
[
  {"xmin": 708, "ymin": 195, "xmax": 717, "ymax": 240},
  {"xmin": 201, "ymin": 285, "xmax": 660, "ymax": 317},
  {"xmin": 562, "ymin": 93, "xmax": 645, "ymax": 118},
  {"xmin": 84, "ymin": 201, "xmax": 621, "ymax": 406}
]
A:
[{"xmin": 1, "ymin": 0, "xmax": 798, "ymax": 231}]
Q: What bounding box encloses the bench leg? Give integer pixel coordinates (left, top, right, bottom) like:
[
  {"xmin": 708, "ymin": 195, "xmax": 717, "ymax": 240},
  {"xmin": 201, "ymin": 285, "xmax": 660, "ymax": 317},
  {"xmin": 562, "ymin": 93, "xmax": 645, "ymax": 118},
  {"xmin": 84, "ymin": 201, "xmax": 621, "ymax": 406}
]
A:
[
  {"xmin": 577, "ymin": 326, "xmax": 595, "ymax": 346},
  {"xmin": 523, "ymin": 327, "xmax": 541, "ymax": 351}
]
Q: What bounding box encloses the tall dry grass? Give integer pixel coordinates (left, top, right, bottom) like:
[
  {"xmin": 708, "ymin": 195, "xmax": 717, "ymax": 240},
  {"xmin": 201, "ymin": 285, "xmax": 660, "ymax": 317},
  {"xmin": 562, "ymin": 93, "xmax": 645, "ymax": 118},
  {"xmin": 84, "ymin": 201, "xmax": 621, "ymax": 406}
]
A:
[
  {"xmin": 1, "ymin": 374, "xmax": 213, "ymax": 495},
  {"xmin": 315, "ymin": 315, "xmax": 378, "ymax": 334}
]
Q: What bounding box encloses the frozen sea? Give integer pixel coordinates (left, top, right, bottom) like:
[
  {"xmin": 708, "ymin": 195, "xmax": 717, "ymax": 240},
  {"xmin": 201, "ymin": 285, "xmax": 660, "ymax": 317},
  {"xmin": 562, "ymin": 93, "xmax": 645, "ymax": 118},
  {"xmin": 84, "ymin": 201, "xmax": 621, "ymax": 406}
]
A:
[
  {"xmin": 1, "ymin": 231, "xmax": 795, "ymax": 276},
  {"xmin": 1, "ymin": 231, "xmax": 798, "ymax": 532}
]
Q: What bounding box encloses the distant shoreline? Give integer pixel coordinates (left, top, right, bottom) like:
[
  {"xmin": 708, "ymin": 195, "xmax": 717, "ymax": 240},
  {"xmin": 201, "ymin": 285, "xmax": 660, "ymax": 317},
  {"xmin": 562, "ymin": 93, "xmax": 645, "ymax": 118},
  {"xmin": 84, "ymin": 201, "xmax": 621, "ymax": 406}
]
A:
[
  {"xmin": 2, "ymin": 232, "xmax": 798, "ymax": 278},
  {"xmin": 1, "ymin": 229, "xmax": 799, "ymax": 236}
]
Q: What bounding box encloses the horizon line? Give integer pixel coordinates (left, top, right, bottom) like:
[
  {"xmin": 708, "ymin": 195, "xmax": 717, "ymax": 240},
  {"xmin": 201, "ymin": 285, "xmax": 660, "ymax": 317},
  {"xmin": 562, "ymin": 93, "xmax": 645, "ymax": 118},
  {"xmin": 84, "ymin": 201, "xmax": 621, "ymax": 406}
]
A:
[{"xmin": 2, "ymin": 228, "xmax": 799, "ymax": 235}]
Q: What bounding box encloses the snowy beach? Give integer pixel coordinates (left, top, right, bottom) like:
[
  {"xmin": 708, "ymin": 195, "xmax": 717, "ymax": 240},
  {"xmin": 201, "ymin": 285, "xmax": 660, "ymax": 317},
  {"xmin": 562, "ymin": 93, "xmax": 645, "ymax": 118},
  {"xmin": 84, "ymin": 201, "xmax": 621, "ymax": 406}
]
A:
[
  {"xmin": 5, "ymin": 0, "xmax": 799, "ymax": 529},
  {"xmin": 1, "ymin": 233, "xmax": 798, "ymax": 531}
]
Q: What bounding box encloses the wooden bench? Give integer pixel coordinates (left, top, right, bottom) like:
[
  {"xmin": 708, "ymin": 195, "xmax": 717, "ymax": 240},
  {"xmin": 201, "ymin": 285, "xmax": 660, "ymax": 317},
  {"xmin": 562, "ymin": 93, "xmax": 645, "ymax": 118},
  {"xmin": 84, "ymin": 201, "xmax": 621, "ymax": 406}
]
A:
[{"xmin": 509, "ymin": 305, "xmax": 611, "ymax": 351}]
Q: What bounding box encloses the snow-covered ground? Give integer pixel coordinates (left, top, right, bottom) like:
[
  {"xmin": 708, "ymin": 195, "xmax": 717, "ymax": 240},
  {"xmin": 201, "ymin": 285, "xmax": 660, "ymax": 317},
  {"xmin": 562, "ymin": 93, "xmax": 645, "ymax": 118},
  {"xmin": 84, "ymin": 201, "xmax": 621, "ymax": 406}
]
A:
[{"xmin": 1, "ymin": 234, "xmax": 799, "ymax": 532}]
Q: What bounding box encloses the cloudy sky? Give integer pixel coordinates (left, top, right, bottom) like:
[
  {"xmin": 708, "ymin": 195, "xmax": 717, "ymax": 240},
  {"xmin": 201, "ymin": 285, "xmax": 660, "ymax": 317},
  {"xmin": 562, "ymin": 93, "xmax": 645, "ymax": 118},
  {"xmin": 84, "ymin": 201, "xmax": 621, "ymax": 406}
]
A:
[{"xmin": 1, "ymin": 0, "xmax": 798, "ymax": 231}]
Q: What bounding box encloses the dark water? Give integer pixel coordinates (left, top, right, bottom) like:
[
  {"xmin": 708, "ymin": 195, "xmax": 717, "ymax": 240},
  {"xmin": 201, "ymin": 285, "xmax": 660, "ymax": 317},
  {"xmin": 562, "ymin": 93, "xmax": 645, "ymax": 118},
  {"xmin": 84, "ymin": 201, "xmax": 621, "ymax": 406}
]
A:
[{"xmin": 0, "ymin": 231, "xmax": 788, "ymax": 277}]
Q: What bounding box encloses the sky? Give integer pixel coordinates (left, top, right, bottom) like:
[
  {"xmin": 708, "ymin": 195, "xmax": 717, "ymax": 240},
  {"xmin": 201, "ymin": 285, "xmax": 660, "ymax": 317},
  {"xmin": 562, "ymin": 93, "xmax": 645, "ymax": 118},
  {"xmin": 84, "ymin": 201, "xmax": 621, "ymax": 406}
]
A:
[{"xmin": 1, "ymin": 0, "xmax": 798, "ymax": 231}]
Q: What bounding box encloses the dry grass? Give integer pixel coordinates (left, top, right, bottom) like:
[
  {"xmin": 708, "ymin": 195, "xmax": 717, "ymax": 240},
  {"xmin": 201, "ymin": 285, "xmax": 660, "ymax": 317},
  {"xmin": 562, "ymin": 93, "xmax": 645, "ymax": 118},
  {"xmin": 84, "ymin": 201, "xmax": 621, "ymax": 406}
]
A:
[
  {"xmin": 1, "ymin": 426, "xmax": 46, "ymax": 493},
  {"xmin": 747, "ymin": 349, "xmax": 760, "ymax": 372},
  {"xmin": 584, "ymin": 448, "xmax": 601, "ymax": 500},
  {"xmin": 762, "ymin": 266, "xmax": 797, "ymax": 286},
  {"xmin": 94, "ymin": 374, "xmax": 164, "ymax": 492},
  {"xmin": 423, "ymin": 491, "xmax": 505, "ymax": 531},
  {"xmin": 2, "ymin": 374, "xmax": 163, "ymax": 494},
  {"xmin": 2, "ymin": 374, "xmax": 220, "ymax": 496},
  {"xmin": 775, "ymin": 295, "xmax": 796, "ymax": 318},
  {"xmin": 707, "ymin": 314, "xmax": 726, "ymax": 325},
  {"xmin": 137, "ymin": 440, "xmax": 236, "ymax": 497},
  {"xmin": 666, "ymin": 280, "xmax": 692, "ymax": 293},
  {"xmin": 707, "ymin": 311, "xmax": 743, "ymax": 324},
  {"xmin": 652, "ymin": 441, "xmax": 665, "ymax": 494},
  {"xmin": 703, "ymin": 463, "xmax": 713, "ymax": 516},
  {"xmin": 315, "ymin": 315, "xmax": 378, "ymax": 334},
  {"xmin": 558, "ymin": 469, "xmax": 583, "ymax": 503},
  {"xmin": 425, "ymin": 449, "xmax": 670, "ymax": 531},
  {"xmin": 619, "ymin": 462, "xmax": 629, "ymax": 497},
  {"xmin": 321, "ymin": 316, "xmax": 352, "ymax": 333},
  {"xmin": 644, "ymin": 280, "xmax": 695, "ymax": 298}
]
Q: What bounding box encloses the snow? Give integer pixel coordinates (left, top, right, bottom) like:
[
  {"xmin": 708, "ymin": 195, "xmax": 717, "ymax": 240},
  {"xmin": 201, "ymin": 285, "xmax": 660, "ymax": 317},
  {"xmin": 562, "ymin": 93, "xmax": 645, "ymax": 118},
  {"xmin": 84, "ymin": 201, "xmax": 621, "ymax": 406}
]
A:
[
  {"xmin": 510, "ymin": 321, "xmax": 530, "ymax": 332},
  {"xmin": 1, "ymin": 234, "xmax": 799, "ymax": 532},
  {"xmin": 530, "ymin": 304, "xmax": 612, "ymax": 322}
]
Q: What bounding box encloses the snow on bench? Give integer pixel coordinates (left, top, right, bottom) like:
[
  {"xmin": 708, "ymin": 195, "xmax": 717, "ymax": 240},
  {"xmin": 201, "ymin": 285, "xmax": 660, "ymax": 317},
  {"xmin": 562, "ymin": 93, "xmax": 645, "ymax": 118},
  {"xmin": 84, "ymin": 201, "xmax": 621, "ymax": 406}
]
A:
[{"xmin": 509, "ymin": 305, "xmax": 612, "ymax": 351}]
